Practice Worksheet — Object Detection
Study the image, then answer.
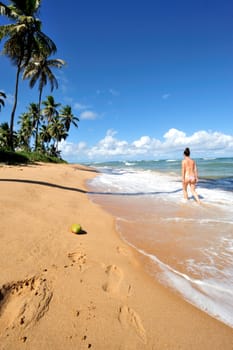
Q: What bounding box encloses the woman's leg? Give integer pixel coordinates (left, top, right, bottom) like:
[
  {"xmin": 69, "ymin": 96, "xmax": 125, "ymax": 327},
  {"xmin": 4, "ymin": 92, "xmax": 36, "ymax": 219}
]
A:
[
  {"xmin": 183, "ymin": 181, "xmax": 189, "ymax": 200},
  {"xmin": 190, "ymin": 183, "xmax": 200, "ymax": 203}
]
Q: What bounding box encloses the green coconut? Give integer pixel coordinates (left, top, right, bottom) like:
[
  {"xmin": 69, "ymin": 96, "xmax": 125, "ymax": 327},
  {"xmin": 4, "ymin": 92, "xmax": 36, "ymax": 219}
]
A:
[{"xmin": 71, "ymin": 223, "xmax": 82, "ymax": 234}]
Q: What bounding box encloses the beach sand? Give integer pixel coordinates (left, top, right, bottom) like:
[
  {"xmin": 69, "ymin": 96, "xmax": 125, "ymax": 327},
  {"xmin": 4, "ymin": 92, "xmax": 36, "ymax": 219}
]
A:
[{"xmin": 0, "ymin": 163, "xmax": 232, "ymax": 350}]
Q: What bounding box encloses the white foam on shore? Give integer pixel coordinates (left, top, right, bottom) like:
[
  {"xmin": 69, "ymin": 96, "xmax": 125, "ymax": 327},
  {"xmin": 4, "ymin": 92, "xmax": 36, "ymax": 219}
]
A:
[
  {"xmin": 90, "ymin": 168, "xmax": 233, "ymax": 212},
  {"xmin": 125, "ymin": 240, "xmax": 233, "ymax": 328},
  {"xmin": 161, "ymin": 217, "xmax": 233, "ymax": 225},
  {"xmin": 90, "ymin": 168, "xmax": 178, "ymax": 193}
]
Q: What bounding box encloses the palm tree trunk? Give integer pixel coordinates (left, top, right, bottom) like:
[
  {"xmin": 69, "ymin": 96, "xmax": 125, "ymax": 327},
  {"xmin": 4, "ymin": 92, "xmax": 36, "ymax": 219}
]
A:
[
  {"xmin": 35, "ymin": 87, "xmax": 43, "ymax": 151},
  {"xmin": 9, "ymin": 63, "xmax": 21, "ymax": 151},
  {"xmin": 55, "ymin": 138, "xmax": 59, "ymax": 153}
]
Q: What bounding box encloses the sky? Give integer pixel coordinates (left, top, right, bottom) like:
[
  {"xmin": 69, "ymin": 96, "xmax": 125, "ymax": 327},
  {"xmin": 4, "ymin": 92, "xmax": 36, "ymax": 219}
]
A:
[{"xmin": 1, "ymin": 0, "xmax": 233, "ymax": 163}]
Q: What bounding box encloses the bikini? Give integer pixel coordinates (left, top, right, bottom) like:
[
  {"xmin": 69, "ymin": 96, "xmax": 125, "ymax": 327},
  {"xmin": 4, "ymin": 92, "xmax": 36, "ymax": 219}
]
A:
[{"xmin": 185, "ymin": 173, "xmax": 195, "ymax": 182}]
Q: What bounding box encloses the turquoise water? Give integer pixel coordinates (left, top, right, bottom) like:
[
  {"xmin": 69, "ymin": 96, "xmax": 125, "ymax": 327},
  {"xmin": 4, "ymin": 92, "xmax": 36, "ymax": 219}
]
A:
[
  {"xmin": 86, "ymin": 157, "xmax": 233, "ymax": 327},
  {"xmin": 88, "ymin": 157, "xmax": 233, "ymax": 180}
]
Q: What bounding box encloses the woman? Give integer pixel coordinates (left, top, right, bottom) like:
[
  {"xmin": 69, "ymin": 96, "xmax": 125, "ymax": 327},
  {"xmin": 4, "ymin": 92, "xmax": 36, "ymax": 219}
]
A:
[{"xmin": 182, "ymin": 147, "xmax": 200, "ymax": 203}]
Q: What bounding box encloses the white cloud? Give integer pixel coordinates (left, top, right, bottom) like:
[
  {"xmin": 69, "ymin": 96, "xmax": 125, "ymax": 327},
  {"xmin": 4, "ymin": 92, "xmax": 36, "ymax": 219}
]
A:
[
  {"xmin": 74, "ymin": 102, "xmax": 90, "ymax": 111},
  {"xmin": 132, "ymin": 136, "xmax": 161, "ymax": 151},
  {"xmin": 163, "ymin": 128, "xmax": 187, "ymax": 146},
  {"xmin": 133, "ymin": 136, "xmax": 151, "ymax": 148},
  {"xmin": 88, "ymin": 129, "xmax": 129, "ymax": 157},
  {"xmin": 80, "ymin": 110, "xmax": 98, "ymax": 120},
  {"xmin": 60, "ymin": 140, "xmax": 88, "ymax": 155},
  {"xmin": 59, "ymin": 128, "xmax": 233, "ymax": 162},
  {"xmin": 96, "ymin": 88, "xmax": 120, "ymax": 96}
]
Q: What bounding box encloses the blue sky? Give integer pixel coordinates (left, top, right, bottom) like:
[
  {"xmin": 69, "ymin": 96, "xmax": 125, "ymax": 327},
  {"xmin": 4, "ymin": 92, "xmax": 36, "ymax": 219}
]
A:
[{"xmin": 1, "ymin": 0, "xmax": 233, "ymax": 162}]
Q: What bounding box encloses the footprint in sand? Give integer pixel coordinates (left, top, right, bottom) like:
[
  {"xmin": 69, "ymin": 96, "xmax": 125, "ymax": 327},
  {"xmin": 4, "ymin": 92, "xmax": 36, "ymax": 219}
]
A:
[
  {"xmin": 116, "ymin": 246, "xmax": 129, "ymax": 256},
  {"xmin": 118, "ymin": 305, "xmax": 147, "ymax": 344},
  {"xmin": 102, "ymin": 265, "xmax": 132, "ymax": 297},
  {"xmin": 0, "ymin": 276, "xmax": 53, "ymax": 335},
  {"xmin": 102, "ymin": 265, "xmax": 124, "ymax": 294},
  {"xmin": 67, "ymin": 251, "xmax": 87, "ymax": 271}
]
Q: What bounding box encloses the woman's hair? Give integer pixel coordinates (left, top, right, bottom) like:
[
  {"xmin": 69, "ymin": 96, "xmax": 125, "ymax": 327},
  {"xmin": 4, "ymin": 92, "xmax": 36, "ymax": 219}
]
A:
[{"xmin": 184, "ymin": 147, "xmax": 190, "ymax": 156}]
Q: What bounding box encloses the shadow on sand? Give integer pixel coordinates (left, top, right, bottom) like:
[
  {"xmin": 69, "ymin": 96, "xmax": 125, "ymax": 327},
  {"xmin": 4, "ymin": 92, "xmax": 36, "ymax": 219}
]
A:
[{"xmin": 0, "ymin": 178, "xmax": 182, "ymax": 196}]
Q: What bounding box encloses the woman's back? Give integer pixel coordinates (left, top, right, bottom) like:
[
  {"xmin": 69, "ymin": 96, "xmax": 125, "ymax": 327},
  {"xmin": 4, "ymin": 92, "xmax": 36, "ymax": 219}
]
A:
[{"xmin": 183, "ymin": 157, "xmax": 196, "ymax": 176}]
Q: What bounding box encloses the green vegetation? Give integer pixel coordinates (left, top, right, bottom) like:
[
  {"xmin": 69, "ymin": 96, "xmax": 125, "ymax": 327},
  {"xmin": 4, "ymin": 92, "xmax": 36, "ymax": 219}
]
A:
[
  {"xmin": 0, "ymin": 1, "xmax": 79, "ymax": 164},
  {"xmin": 0, "ymin": 149, "xmax": 67, "ymax": 165},
  {"xmin": 0, "ymin": 91, "xmax": 6, "ymax": 112}
]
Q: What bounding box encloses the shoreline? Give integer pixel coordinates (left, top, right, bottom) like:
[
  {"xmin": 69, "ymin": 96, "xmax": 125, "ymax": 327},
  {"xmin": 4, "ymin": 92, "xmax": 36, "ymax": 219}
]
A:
[{"xmin": 0, "ymin": 163, "xmax": 232, "ymax": 349}]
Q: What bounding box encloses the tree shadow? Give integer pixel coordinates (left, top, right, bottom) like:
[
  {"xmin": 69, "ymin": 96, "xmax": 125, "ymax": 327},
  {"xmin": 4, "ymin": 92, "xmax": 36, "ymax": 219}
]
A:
[
  {"xmin": 0, "ymin": 178, "xmax": 88, "ymax": 194},
  {"xmin": 0, "ymin": 178, "xmax": 182, "ymax": 196}
]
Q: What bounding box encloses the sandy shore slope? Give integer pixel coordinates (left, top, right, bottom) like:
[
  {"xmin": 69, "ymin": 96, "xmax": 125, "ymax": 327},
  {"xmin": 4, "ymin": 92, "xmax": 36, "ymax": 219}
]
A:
[{"xmin": 0, "ymin": 163, "xmax": 232, "ymax": 350}]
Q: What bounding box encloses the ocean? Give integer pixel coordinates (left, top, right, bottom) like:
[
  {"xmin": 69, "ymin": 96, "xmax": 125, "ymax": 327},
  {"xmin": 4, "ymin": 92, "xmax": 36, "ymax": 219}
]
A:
[{"xmin": 86, "ymin": 157, "xmax": 233, "ymax": 328}]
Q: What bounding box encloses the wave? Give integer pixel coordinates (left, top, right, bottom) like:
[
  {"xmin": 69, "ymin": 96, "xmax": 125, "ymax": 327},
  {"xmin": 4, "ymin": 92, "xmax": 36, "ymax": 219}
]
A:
[
  {"xmin": 161, "ymin": 217, "xmax": 233, "ymax": 225},
  {"xmin": 90, "ymin": 166, "xmax": 233, "ymax": 212},
  {"xmin": 124, "ymin": 161, "xmax": 136, "ymax": 166},
  {"xmin": 126, "ymin": 241, "xmax": 233, "ymax": 328}
]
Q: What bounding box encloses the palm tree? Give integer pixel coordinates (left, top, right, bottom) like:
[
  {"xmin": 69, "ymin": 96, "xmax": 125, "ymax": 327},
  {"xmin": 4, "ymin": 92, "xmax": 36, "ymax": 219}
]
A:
[
  {"xmin": 26, "ymin": 102, "xmax": 39, "ymax": 149},
  {"xmin": 48, "ymin": 116, "xmax": 67, "ymax": 155},
  {"xmin": 17, "ymin": 102, "xmax": 40, "ymax": 150},
  {"xmin": 23, "ymin": 54, "xmax": 65, "ymax": 149},
  {"xmin": 60, "ymin": 105, "xmax": 79, "ymax": 132},
  {"xmin": 29, "ymin": 102, "xmax": 39, "ymax": 150},
  {"xmin": 0, "ymin": 122, "xmax": 11, "ymax": 148},
  {"xmin": 38, "ymin": 124, "xmax": 51, "ymax": 152},
  {"xmin": 0, "ymin": 0, "xmax": 57, "ymax": 150},
  {"xmin": 0, "ymin": 91, "xmax": 6, "ymax": 112},
  {"xmin": 0, "ymin": 121, "xmax": 17, "ymax": 149},
  {"xmin": 17, "ymin": 112, "xmax": 34, "ymax": 151},
  {"xmin": 42, "ymin": 95, "xmax": 61, "ymax": 124}
]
